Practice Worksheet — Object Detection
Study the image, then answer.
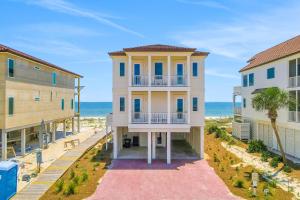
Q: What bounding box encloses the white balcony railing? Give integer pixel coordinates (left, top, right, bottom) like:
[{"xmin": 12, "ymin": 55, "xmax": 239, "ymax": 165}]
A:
[
  {"xmin": 132, "ymin": 75, "xmax": 148, "ymax": 86},
  {"xmin": 171, "ymin": 75, "xmax": 187, "ymax": 86},
  {"xmin": 171, "ymin": 112, "xmax": 187, "ymax": 124},
  {"xmin": 105, "ymin": 113, "xmax": 113, "ymax": 126},
  {"xmin": 151, "ymin": 75, "xmax": 168, "ymax": 86},
  {"xmin": 132, "ymin": 112, "xmax": 148, "ymax": 124},
  {"xmin": 289, "ymin": 111, "xmax": 296, "ymax": 122},
  {"xmin": 151, "ymin": 113, "xmax": 168, "ymax": 124},
  {"xmin": 234, "ymin": 107, "xmax": 242, "ymax": 115},
  {"xmin": 289, "ymin": 77, "xmax": 297, "ymax": 88}
]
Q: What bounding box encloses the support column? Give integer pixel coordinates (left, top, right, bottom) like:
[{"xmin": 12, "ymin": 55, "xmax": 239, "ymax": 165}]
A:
[
  {"xmin": 77, "ymin": 77, "xmax": 81, "ymax": 133},
  {"xmin": 128, "ymin": 55, "xmax": 132, "ymax": 86},
  {"xmin": 52, "ymin": 123, "xmax": 56, "ymax": 142},
  {"xmin": 187, "ymin": 91, "xmax": 191, "ymax": 124},
  {"xmin": 167, "ymin": 91, "xmax": 171, "ymax": 124},
  {"xmin": 187, "ymin": 55, "xmax": 191, "ymax": 86},
  {"xmin": 152, "ymin": 132, "xmax": 156, "ymax": 159},
  {"xmin": 128, "ymin": 92, "xmax": 132, "ymax": 124},
  {"xmin": 148, "ymin": 91, "xmax": 151, "ymax": 124},
  {"xmin": 167, "ymin": 55, "xmax": 171, "ymax": 86},
  {"xmin": 72, "ymin": 117, "xmax": 75, "ymax": 134},
  {"xmin": 113, "ymin": 127, "xmax": 118, "ymax": 159},
  {"xmin": 148, "ymin": 131, "xmax": 152, "ymax": 164},
  {"xmin": 200, "ymin": 126, "xmax": 204, "ymax": 159},
  {"xmin": 1, "ymin": 130, "xmax": 7, "ymax": 160},
  {"xmin": 148, "ymin": 55, "xmax": 151, "ymax": 86},
  {"xmin": 63, "ymin": 120, "xmax": 66, "ymax": 138},
  {"xmin": 167, "ymin": 131, "xmax": 171, "ymax": 164},
  {"xmin": 21, "ymin": 129, "xmax": 26, "ymax": 156}
]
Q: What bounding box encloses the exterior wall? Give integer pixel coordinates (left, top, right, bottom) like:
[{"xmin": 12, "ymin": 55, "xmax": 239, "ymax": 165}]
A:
[
  {"xmin": 1, "ymin": 53, "xmax": 76, "ymax": 130},
  {"xmin": 185, "ymin": 127, "xmax": 201, "ymax": 155},
  {"xmin": 0, "ymin": 55, "xmax": 5, "ymax": 129}
]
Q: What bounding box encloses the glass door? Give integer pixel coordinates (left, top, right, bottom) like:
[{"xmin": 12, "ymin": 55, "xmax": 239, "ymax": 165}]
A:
[{"xmin": 177, "ymin": 64, "xmax": 183, "ymax": 85}]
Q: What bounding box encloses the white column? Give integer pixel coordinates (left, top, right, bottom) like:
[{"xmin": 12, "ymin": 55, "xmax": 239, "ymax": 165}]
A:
[
  {"xmin": 200, "ymin": 126, "xmax": 204, "ymax": 159},
  {"xmin": 77, "ymin": 116, "xmax": 80, "ymax": 133},
  {"xmin": 148, "ymin": 91, "xmax": 151, "ymax": 124},
  {"xmin": 72, "ymin": 117, "xmax": 75, "ymax": 134},
  {"xmin": 52, "ymin": 123, "xmax": 56, "ymax": 142},
  {"xmin": 1, "ymin": 130, "xmax": 7, "ymax": 160},
  {"xmin": 128, "ymin": 55, "xmax": 132, "ymax": 86},
  {"xmin": 187, "ymin": 55, "xmax": 191, "ymax": 86},
  {"xmin": 148, "ymin": 55, "xmax": 151, "ymax": 86},
  {"xmin": 21, "ymin": 129, "xmax": 26, "ymax": 156},
  {"xmin": 152, "ymin": 132, "xmax": 156, "ymax": 159},
  {"xmin": 187, "ymin": 91, "xmax": 191, "ymax": 124},
  {"xmin": 148, "ymin": 131, "xmax": 152, "ymax": 164},
  {"xmin": 128, "ymin": 92, "xmax": 132, "ymax": 124},
  {"xmin": 63, "ymin": 120, "xmax": 66, "ymax": 138},
  {"xmin": 167, "ymin": 55, "xmax": 171, "ymax": 86},
  {"xmin": 167, "ymin": 131, "xmax": 171, "ymax": 164},
  {"xmin": 113, "ymin": 127, "xmax": 118, "ymax": 159},
  {"xmin": 167, "ymin": 91, "xmax": 171, "ymax": 124}
]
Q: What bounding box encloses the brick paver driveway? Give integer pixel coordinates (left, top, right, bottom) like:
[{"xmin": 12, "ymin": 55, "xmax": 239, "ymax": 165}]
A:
[{"xmin": 88, "ymin": 159, "xmax": 238, "ymax": 200}]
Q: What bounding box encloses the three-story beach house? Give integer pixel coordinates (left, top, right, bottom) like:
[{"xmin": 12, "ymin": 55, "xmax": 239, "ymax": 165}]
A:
[
  {"xmin": 0, "ymin": 44, "xmax": 82, "ymax": 161},
  {"xmin": 233, "ymin": 35, "xmax": 300, "ymax": 162},
  {"xmin": 108, "ymin": 44, "xmax": 209, "ymax": 164}
]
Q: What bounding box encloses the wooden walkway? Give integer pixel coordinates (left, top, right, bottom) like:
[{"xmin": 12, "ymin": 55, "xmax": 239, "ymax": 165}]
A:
[{"xmin": 13, "ymin": 131, "xmax": 105, "ymax": 200}]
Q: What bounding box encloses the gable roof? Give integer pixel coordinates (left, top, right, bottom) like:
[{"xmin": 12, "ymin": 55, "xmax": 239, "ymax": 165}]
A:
[
  {"xmin": 240, "ymin": 35, "xmax": 300, "ymax": 72},
  {"xmin": 108, "ymin": 44, "xmax": 209, "ymax": 56},
  {"xmin": 0, "ymin": 44, "xmax": 83, "ymax": 78}
]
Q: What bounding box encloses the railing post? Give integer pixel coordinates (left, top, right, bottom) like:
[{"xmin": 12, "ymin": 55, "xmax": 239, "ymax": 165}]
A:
[
  {"xmin": 148, "ymin": 91, "xmax": 151, "ymax": 124},
  {"xmin": 128, "ymin": 55, "xmax": 132, "ymax": 86}
]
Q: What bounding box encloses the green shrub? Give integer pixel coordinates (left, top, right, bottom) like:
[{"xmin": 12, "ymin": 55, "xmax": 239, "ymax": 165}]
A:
[
  {"xmin": 234, "ymin": 179, "xmax": 244, "ymax": 188},
  {"xmin": 213, "ymin": 153, "xmax": 220, "ymax": 163},
  {"xmin": 283, "ymin": 165, "xmax": 292, "ymax": 173},
  {"xmin": 81, "ymin": 171, "xmax": 89, "ymax": 182},
  {"xmin": 55, "ymin": 180, "xmax": 64, "ymax": 194},
  {"xmin": 208, "ymin": 124, "xmax": 219, "ymax": 134},
  {"xmin": 247, "ymin": 140, "xmax": 267, "ymax": 153},
  {"xmin": 69, "ymin": 170, "xmax": 75, "ymax": 180},
  {"xmin": 269, "ymin": 179, "xmax": 277, "ymax": 188},
  {"xmin": 73, "ymin": 175, "xmax": 80, "ymax": 185},
  {"xmin": 269, "ymin": 156, "xmax": 281, "ymax": 168},
  {"xmin": 64, "ymin": 181, "xmax": 76, "ymax": 196},
  {"xmin": 261, "ymin": 151, "xmax": 271, "ymax": 162}
]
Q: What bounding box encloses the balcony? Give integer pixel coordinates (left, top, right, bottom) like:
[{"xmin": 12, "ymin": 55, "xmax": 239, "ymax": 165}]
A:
[
  {"xmin": 131, "ymin": 75, "xmax": 188, "ymax": 87},
  {"xmin": 132, "ymin": 75, "xmax": 148, "ymax": 86},
  {"xmin": 234, "ymin": 107, "xmax": 242, "ymax": 115},
  {"xmin": 131, "ymin": 112, "xmax": 187, "ymax": 124},
  {"xmin": 289, "ymin": 76, "xmax": 300, "ymax": 88},
  {"xmin": 151, "ymin": 75, "xmax": 168, "ymax": 86},
  {"xmin": 289, "ymin": 111, "xmax": 296, "ymax": 122},
  {"xmin": 171, "ymin": 112, "xmax": 187, "ymax": 124},
  {"xmin": 171, "ymin": 75, "xmax": 187, "ymax": 86}
]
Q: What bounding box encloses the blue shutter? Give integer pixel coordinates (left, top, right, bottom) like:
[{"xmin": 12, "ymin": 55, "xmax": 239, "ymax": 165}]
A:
[
  {"xmin": 267, "ymin": 68, "xmax": 275, "ymax": 79},
  {"xmin": 120, "ymin": 97, "xmax": 125, "ymax": 112},
  {"xmin": 61, "ymin": 99, "xmax": 64, "ymax": 110},
  {"xmin": 71, "ymin": 99, "xmax": 74, "ymax": 110},
  {"xmin": 8, "ymin": 97, "xmax": 14, "ymax": 115},
  {"xmin": 249, "ymin": 73, "xmax": 254, "ymax": 86},
  {"xmin": 243, "ymin": 98, "xmax": 246, "ymax": 108},
  {"xmin": 52, "ymin": 72, "xmax": 57, "ymax": 85},
  {"xmin": 192, "ymin": 63, "xmax": 198, "ymax": 77},
  {"xmin": 8, "ymin": 59, "xmax": 14, "ymax": 77},
  {"xmin": 120, "ymin": 63, "xmax": 125, "ymax": 76},
  {"xmin": 192, "ymin": 97, "xmax": 198, "ymax": 111}
]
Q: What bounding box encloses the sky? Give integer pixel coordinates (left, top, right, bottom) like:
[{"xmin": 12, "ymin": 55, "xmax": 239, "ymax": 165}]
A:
[{"xmin": 1, "ymin": 0, "xmax": 300, "ymax": 102}]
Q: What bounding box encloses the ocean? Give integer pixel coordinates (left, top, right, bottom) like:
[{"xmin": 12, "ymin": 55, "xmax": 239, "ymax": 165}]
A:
[{"xmin": 76, "ymin": 102, "xmax": 236, "ymax": 117}]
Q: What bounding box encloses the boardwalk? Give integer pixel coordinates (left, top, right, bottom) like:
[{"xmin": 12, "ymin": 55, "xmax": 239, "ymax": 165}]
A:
[{"xmin": 13, "ymin": 131, "xmax": 105, "ymax": 200}]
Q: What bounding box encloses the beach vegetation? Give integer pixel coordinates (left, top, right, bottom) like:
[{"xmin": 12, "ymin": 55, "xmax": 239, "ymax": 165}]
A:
[{"xmin": 247, "ymin": 140, "xmax": 267, "ymax": 153}]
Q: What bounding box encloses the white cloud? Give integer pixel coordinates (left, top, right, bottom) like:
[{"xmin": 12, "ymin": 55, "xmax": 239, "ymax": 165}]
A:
[
  {"xmin": 205, "ymin": 68, "xmax": 239, "ymax": 79},
  {"xmin": 176, "ymin": 0, "xmax": 229, "ymax": 10},
  {"xmin": 173, "ymin": 1, "xmax": 300, "ymax": 59},
  {"xmin": 21, "ymin": 0, "xmax": 144, "ymax": 38}
]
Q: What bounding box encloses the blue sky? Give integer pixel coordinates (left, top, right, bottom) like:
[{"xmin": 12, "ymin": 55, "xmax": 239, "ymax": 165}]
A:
[{"xmin": 1, "ymin": 0, "xmax": 300, "ymax": 102}]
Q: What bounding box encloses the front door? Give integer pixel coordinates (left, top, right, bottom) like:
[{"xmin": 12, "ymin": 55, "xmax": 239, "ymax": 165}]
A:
[
  {"xmin": 177, "ymin": 64, "xmax": 183, "ymax": 85},
  {"xmin": 177, "ymin": 98, "xmax": 183, "ymax": 119},
  {"xmin": 134, "ymin": 99, "xmax": 141, "ymax": 119},
  {"xmin": 134, "ymin": 64, "xmax": 141, "ymax": 85}
]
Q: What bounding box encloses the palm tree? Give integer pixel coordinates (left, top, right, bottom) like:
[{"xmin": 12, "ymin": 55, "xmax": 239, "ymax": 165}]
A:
[{"xmin": 252, "ymin": 87, "xmax": 295, "ymax": 164}]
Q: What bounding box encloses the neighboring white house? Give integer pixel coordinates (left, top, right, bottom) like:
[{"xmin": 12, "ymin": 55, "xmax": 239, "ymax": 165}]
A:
[
  {"xmin": 233, "ymin": 35, "xmax": 300, "ymax": 162},
  {"xmin": 108, "ymin": 44, "xmax": 209, "ymax": 164}
]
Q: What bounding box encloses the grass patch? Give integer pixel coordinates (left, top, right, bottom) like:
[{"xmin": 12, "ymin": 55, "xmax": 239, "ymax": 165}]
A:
[{"xmin": 40, "ymin": 135, "xmax": 112, "ymax": 200}]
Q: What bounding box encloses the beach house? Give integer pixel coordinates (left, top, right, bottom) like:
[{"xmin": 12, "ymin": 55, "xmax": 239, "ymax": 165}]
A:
[
  {"xmin": 233, "ymin": 35, "xmax": 300, "ymax": 162},
  {"xmin": 108, "ymin": 44, "xmax": 208, "ymax": 164},
  {"xmin": 0, "ymin": 44, "xmax": 82, "ymax": 161}
]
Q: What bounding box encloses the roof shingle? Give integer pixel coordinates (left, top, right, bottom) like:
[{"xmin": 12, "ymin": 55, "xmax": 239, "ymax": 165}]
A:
[
  {"xmin": 0, "ymin": 44, "xmax": 82, "ymax": 78},
  {"xmin": 240, "ymin": 35, "xmax": 300, "ymax": 72}
]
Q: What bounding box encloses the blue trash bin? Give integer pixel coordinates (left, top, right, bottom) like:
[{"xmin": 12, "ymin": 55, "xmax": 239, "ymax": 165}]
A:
[{"xmin": 0, "ymin": 161, "xmax": 18, "ymax": 200}]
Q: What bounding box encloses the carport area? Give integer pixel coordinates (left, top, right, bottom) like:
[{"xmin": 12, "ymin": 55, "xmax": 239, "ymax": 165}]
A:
[{"xmin": 88, "ymin": 159, "xmax": 238, "ymax": 200}]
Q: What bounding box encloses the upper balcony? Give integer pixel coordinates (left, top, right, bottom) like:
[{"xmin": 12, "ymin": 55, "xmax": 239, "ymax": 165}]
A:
[
  {"xmin": 131, "ymin": 112, "xmax": 188, "ymax": 124},
  {"xmin": 288, "ymin": 76, "xmax": 300, "ymax": 88},
  {"xmin": 132, "ymin": 75, "xmax": 187, "ymax": 87}
]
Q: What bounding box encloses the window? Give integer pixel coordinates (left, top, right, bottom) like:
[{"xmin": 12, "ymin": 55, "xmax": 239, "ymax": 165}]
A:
[
  {"xmin": 8, "ymin": 97, "xmax": 14, "ymax": 116},
  {"xmin": 8, "ymin": 58, "xmax": 14, "ymax": 78},
  {"xmin": 192, "ymin": 97, "xmax": 198, "ymax": 111},
  {"xmin": 52, "ymin": 72, "xmax": 57, "ymax": 85},
  {"xmin": 192, "ymin": 62, "xmax": 198, "ymax": 77},
  {"xmin": 243, "ymin": 98, "xmax": 246, "ymax": 108},
  {"xmin": 71, "ymin": 99, "xmax": 74, "ymax": 110},
  {"xmin": 243, "ymin": 75, "xmax": 248, "ymax": 87},
  {"xmin": 249, "ymin": 73, "xmax": 254, "ymax": 86},
  {"xmin": 120, "ymin": 97, "xmax": 125, "ymax": 112},
  {"xmin": 61, "ymin": 99, "xmax": 64, "ymax": 110},
  {"xmin": 120, "ymin": 62, "xmax": 125, "ymax": 77},
  {"xmin": 267, "ymin": 68, "xmax": 275, "ymax": 79}
]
